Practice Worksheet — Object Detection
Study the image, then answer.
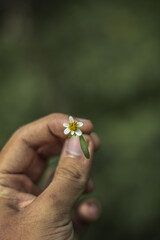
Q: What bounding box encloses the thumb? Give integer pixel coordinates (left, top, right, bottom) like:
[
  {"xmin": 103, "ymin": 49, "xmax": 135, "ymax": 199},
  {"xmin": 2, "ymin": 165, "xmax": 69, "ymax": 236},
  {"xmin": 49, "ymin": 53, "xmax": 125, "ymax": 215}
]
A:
[
  {"xmin": 53, "ymin": 135, "xmax": 94, "ymax": 210},
  {"xmin": 35, "ymin": 135, "xmax": 94, "ymax": 217}
]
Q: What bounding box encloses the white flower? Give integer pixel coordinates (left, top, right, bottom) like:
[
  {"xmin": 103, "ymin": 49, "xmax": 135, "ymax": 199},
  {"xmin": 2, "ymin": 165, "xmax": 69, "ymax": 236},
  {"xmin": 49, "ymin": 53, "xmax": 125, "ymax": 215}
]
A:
[{"xmin": 63, "ymin": 116, "xmax": 83, "ymax": 136}]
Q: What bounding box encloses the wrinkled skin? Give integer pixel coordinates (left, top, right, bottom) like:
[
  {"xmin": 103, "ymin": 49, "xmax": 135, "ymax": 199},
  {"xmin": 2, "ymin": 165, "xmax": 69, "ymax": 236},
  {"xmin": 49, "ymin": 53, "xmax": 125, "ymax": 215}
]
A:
[{"xmin": 0, "ymin": 113, "xmax": 100, "ymax": 240}]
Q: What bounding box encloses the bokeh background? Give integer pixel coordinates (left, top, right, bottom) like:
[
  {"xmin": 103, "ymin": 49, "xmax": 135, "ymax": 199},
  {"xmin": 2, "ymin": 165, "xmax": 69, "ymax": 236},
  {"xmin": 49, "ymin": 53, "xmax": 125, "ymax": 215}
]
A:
[{"xmin": 1, "ymin": 0, "xmax": 160, "ymax": 239}]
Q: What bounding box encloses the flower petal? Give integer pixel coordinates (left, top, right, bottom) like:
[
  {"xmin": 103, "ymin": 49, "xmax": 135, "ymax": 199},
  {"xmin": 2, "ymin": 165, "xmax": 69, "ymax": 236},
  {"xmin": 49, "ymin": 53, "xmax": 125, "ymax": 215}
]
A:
[
  {"xmin": 64, "ymin": 128, "xmax": 70, "ymax": 135},
  {"xmin": 71, "ymin": 131, "xmax": 75, "ymax": 135},
  {"xmin": 76, "ymin": 122, "xmax": 83, "ymax": 127},
  {"xmin": 63, "ymin": 123, "xmax": 69, "ymax": 127},
  {"xmin": 75, "ymin": 128, "xmax": 82, "ymax": 136},
  {"xmin": 69, "ymin": 116, "xmax": 74, "ymax": 123}
]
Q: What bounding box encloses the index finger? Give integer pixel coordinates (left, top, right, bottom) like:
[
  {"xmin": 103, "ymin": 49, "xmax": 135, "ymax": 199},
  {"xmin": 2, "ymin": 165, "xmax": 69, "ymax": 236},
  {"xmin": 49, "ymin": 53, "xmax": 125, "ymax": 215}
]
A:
[{"xmin": 0, "ymin": 113, "xmax": 93, "ymax": 174}]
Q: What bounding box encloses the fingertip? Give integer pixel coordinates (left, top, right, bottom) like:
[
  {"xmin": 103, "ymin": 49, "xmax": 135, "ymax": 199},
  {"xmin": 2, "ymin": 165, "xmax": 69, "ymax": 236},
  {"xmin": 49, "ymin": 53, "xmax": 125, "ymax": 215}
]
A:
[
  {"xmin": 84, "ymin": 178, "xmax": 94, "ymax": 193},
  {"xmin": 90, "ymin": 132, "xmax": 101, "ymax": 151},
  {"xmin": 78, "ymin": 199, "xmax": 101, "ymax": 222},
  {"xmin": 51, "ymin": 114, "xmax": 93, "ymax": 138},
  {"xmin": 75, "ymin": 117, "xmax": 94, "ymax": 134}
]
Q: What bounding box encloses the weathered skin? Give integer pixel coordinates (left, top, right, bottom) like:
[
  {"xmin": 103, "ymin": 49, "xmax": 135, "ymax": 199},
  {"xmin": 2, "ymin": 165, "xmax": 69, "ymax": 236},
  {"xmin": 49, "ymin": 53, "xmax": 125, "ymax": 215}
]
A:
[{"xmin": 0, "ymin": 113, "xmax": 100, "ymax": 240}]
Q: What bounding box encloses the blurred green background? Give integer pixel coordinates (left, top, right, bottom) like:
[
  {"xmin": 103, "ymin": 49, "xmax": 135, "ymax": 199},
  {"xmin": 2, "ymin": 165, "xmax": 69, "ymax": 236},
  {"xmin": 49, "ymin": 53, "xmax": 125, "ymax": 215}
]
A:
[{"xmin": 0, "ymin": 0, "xmax": 160, "ymax": 239}]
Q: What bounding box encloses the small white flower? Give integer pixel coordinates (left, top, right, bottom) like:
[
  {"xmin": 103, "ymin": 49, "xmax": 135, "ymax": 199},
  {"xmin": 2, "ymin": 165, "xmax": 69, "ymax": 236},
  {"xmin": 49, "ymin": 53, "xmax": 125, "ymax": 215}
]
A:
[{"xmin": 63, "ymin": 116, "xmax": 83, "ymax": 136}]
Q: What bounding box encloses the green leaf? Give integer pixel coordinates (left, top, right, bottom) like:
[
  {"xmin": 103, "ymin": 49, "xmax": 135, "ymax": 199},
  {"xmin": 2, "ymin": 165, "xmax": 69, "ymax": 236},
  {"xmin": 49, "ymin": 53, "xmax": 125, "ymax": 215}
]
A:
[
  {"xmin": 79, "ymin": 135, "xmax": 90, "ymax": 159},
  {"xmin": 68, "ymin": 135, "xmax": 72, "ymax": 139}
]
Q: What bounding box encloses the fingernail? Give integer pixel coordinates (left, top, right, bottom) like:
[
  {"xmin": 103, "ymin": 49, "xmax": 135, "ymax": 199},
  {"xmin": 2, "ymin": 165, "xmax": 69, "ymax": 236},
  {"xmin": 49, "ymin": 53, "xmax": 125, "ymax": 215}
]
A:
[
  {"xmin": 66, "ymin": 136, "xmax": 84, "ymax": 156},
  {"xmin": 76, "ymin": 117, "xmax": 88, "ymax": 121}
]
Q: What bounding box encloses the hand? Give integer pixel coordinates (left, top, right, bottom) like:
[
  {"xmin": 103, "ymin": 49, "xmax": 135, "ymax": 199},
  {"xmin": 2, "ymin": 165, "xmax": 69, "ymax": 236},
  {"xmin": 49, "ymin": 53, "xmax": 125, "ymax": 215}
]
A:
[{"xmin": 0, "ymin": 113, "xmax": 100, "ymax": 240}]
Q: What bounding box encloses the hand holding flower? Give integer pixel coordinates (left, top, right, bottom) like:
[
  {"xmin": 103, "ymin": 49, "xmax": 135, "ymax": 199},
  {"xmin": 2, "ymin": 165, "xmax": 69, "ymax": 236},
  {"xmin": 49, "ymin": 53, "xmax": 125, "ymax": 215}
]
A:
[{"xmin": 0, "ymin": 113, "xmax": 100, "ymax": 240}]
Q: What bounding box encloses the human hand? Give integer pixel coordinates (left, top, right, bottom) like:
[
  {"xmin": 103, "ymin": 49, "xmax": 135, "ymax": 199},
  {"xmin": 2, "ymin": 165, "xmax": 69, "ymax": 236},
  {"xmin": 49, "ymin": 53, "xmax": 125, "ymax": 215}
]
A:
[{"xmin": 0, "ymin": 113, "xmax": 100, "ymax": 240}]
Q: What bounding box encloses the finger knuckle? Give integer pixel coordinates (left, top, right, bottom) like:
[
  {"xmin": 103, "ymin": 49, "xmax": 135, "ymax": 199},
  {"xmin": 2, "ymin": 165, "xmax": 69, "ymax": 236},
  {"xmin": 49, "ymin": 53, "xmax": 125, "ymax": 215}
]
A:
[
  {"xmin": 13, "ymin": 125, "xmax": 26, "ymax": 139},
  {"xmin": 12, "ymin": 126, "xmax": 31, "ymax": 146},
  {"xmin": 56, "ymin": 166, "xmax": 85, "ymax": 186}
]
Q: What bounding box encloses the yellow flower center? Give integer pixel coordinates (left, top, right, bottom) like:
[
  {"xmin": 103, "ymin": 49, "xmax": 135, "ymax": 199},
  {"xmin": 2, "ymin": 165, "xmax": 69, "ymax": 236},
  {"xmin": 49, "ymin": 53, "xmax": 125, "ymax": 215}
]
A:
[{"xmin": 68, "ymin": 122, "xmax": 77, "ymax": 131}]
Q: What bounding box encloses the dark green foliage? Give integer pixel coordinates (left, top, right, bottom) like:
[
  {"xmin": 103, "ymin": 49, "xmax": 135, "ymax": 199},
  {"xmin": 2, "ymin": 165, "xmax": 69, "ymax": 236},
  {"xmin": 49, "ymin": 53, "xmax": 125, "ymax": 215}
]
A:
[{"xmin": 0, "ymin": 1, "xmax": 160, "ymax": 239}]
